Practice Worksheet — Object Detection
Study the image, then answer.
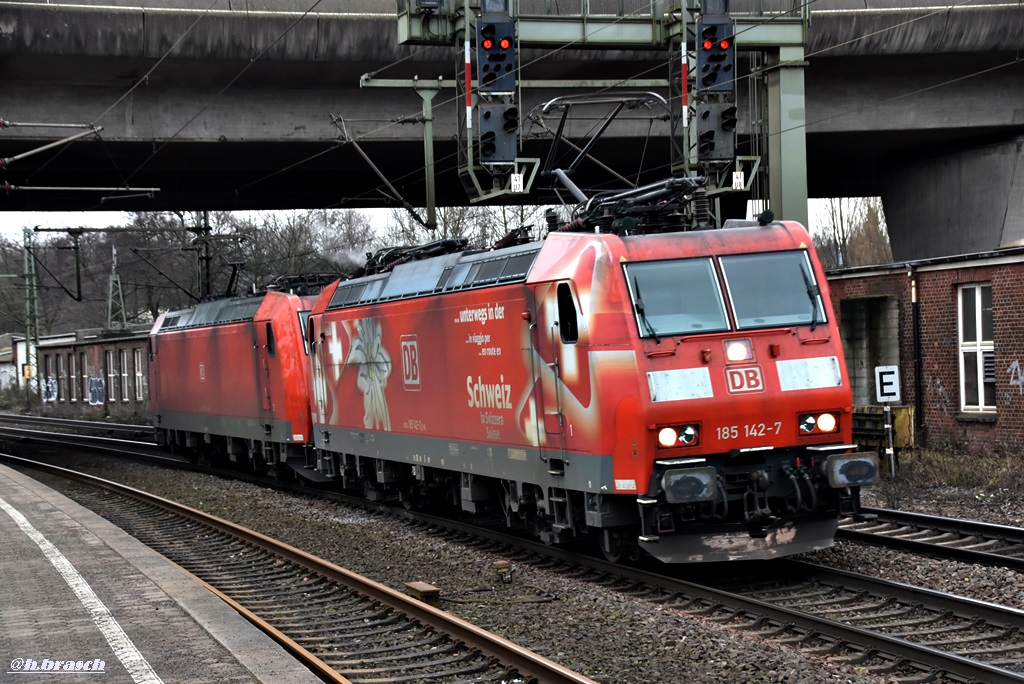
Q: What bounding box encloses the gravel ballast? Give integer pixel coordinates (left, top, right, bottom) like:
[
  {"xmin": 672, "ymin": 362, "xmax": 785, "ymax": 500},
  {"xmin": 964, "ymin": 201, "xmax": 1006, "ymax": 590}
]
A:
[{"xmin": 13, "ymin": 452, "xmax": 1024, "ymax": 683}]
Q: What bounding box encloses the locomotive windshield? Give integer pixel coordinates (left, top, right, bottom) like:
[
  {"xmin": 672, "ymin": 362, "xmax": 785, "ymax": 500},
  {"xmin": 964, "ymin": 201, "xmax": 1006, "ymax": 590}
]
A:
[
  {"xmin": 720, "ymin": 250, "xmax": 826, "ymax": 330},
  {"xmin": 624, "ymin": 250, "xmax": 826, "ymax": 338},
  {"xmin": 624, "ymin": 258, "xmax": 730, "ymax": 337}
]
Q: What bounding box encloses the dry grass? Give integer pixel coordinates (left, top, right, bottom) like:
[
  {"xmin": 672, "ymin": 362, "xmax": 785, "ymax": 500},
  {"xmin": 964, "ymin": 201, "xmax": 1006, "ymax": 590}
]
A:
[
  {"xmin": 868, "ymin": 447, "xmax": 1022, "ymax": 509},
  {"xmin": 895, "ymin": 448, "xmax": 1022, "ymax": 490}
]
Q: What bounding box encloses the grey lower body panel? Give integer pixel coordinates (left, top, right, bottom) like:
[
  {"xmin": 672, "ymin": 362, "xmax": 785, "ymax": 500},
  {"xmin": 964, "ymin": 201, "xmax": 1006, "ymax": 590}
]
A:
[
  {"xmin": 156, "ymin": 412, "xmax": 296, "ymax": 446},
  {"xmin": 315, "ymin": 425, "xmax": 617, "ymax": 494}
]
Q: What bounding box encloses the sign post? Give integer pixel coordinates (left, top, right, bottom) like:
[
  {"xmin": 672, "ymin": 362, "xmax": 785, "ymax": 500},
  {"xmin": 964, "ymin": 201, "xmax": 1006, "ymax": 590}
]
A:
[{"xmin": 874, "ymin": 365, "xmax": 900, "ymax": 476}]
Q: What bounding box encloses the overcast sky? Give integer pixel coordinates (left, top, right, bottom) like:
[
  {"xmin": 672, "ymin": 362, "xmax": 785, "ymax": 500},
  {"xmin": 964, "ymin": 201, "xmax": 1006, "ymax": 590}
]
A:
[{"xmin": 0, "ymin": 211, "xmax": 131, "ymax": 241}]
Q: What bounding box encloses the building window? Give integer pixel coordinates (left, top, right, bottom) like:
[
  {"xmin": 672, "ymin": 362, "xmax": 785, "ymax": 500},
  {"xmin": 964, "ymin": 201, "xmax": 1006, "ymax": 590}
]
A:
[
  {"xmin": 68, "ymin": 353, "xmax": 77, "ymax": 403},
  {"xmin": 134, "ymin": 348, "xmax": 145, "ymax": 402},
  {"xmin": 80, "ymin": 352, "xmax": 89, "ymax": 404},
  {"xmin": 958, "ymin": 283, "xmax": 995, "ymax": 413},
  {"xmin": 57, "ymin": 354, "xmax": 66, "ymax": 402},
  {"xmin": 119, "ymin": 350, "xmax": 129, "ymax": 402},
  {"xmin": 106, "ymin": 351, "xmax": 118, "ymax": 403}
]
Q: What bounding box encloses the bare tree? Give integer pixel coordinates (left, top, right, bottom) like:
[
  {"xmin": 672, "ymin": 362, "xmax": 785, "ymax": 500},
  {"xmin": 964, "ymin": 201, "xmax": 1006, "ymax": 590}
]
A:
[{"xmin": 812, "ymin": 197, "xmax": 892, "ymax": 269}]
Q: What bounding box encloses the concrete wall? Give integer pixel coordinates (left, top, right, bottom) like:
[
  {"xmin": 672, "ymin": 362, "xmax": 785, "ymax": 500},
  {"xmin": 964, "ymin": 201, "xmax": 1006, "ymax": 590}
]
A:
[{"xmin": 882, "ymin": 135, "xmax": 1024, "ymax": 260}]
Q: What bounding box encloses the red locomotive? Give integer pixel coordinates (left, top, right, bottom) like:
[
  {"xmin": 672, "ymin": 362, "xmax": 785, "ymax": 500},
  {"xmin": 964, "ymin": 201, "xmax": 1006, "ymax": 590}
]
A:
[
  {"xmin": 301, "ymin": 180, "xmax": 879, "ymax": 563},
  {"xmin": 149, "ymin": 178, "xmax": 879, "ymax": 563},
  {"xmin": 149, "ymin": 287, "xmax": 317, "ymax": 472}
]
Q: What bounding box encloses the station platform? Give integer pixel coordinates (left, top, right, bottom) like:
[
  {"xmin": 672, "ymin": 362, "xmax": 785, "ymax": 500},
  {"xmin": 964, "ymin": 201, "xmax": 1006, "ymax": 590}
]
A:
[{"xmin": 0, "ymin": 463, "xmax": 321, "ymax": 684}]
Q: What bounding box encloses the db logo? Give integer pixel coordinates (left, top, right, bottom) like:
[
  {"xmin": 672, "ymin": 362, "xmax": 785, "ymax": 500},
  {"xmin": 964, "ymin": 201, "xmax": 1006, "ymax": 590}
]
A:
[
  {"xmin": 401, "ymin": 336, "xmax": 420, "ymax": 390},
  {"xmin": 725, "ymin": 366, "xmax": 764, "ymax": 393}
]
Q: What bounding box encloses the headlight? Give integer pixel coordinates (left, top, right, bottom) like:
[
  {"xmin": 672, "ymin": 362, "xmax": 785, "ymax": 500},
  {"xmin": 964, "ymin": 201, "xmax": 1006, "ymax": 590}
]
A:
[
  {"xmin": 798, "ymin": 412, "xmax": 839, "ymax": 435},
  {"xmin": 724, "ymin": 339, "xmax": 754, "ymax": 362},
  {"xmin": 657, "ymin": 424, "xmax": 700, "ymax": 448}
]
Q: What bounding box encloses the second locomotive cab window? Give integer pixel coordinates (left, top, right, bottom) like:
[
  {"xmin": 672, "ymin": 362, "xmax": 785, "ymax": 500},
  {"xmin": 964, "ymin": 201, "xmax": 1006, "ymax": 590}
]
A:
[
  {"xmin": 720, "ymin": 251, "xmax": 826, "ymax": 330},
  {"xmin": 624, "ymin": 258, "xmax": 729, "ymax": 338}
]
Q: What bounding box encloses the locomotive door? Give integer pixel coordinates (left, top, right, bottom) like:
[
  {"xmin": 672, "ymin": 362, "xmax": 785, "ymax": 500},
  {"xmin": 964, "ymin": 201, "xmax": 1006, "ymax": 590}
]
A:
[
  {"xmin": 530, "ymin": 281, "xmax": 580, "ymax": 465},
  {"xmin": 254, "ymin": 320, "xmax": 275, "ymax": 421}
]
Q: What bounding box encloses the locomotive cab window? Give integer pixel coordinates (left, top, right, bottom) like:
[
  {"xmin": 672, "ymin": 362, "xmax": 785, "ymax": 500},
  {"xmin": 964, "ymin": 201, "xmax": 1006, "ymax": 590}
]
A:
[
  {"xmin": 624, "ymin": 258, "xmax": 729, "ymax": 338},
  {"xmin": 720, "ymin": 250, "xmax": 826, "ymax": 330}
]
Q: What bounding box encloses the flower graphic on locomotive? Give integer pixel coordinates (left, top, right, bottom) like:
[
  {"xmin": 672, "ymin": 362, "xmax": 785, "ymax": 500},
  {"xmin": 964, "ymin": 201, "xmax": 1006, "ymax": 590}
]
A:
[{"xmin": 347, "ymin": 317, "xmax": 393, "ymax": 431}]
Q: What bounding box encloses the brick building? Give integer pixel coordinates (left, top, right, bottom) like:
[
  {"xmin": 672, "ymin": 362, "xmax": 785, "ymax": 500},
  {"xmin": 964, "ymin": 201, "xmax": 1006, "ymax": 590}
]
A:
[
  {"xmin": 35, "ymin": 325, "xmax": 152, "ymax": 422},
  {"xmin": 827, "ymin": 246, "xmax": 1024, "ymax": 455}
]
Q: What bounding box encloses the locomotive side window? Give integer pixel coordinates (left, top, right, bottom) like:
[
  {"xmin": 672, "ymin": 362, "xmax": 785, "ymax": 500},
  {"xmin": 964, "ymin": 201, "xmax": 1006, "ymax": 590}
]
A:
[
  {"xmin": 720, "ymin": 251, "xmax": 826, "ymax": 330},
  {"xmin": 624, "ymin": 258, "xmax": 729, "ymax": 337},
  {"xmin": 298, "ymin": 311, "xmax": 311, "ymax": 354},
  {"xmin": 266, "ymin": 323, "xmax": 276, "ymax": 357},
  {"xmin": 557, "ymin": 282, "xmax": 579, "ymax": 343}
]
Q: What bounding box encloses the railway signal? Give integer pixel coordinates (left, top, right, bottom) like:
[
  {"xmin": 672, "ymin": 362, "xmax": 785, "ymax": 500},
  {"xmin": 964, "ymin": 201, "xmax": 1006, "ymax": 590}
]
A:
[
  {"xmin": 696, "ymin": 101, "xmax": 737, "ymax": 162},
  {"xmin": 695, "ymin": 17, "xmax": 736, "ymax": 93},
  {"xmin": 478, "ymin": 103, "xmax": 518, "ymax": 163},
  {"xmin": 476, "ymin": 20, "xmax": 516, "ymax": 94},
  {"xmin": 695, "ymin": 14, "xmax": 737, "ymax": 164}
]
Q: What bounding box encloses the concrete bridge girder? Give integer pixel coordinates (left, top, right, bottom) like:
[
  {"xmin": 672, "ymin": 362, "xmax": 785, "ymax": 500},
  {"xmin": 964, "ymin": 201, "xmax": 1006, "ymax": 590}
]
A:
[
  {"xmin": 882, "ymin": 135, "xmax": 1024, "ymax": 261},
  {"xmin": 1, "ymin": 0, "xmax": 1023, "ymax": 259}
]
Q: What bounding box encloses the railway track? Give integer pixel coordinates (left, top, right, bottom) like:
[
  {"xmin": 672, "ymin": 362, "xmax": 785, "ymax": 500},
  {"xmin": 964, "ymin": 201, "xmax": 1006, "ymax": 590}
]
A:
[
  {"xmin": 691, "ymin": 560, "xmax": 1024, "ymax": 680},
  {"xmin": 4, "ymin": 421, "xmax": 1024, "ymax": 682},
  {"xmin": 840, "ymin": 507, "xmax": 1024, "ymax": 572},
  {"xmin": 1, "ymin": 455, "xmax": 596, "ymax": 684},
  {"xmin": 433, "ymin": 529, "xmax": 1024, "ymax": 682},
  {"xmin": 0, "ymin": 413, "xmax": 155, "ymax": 440},
  {"xmin": 7, "ymin": 413, "xmax": 1024, "ymax": 575}
]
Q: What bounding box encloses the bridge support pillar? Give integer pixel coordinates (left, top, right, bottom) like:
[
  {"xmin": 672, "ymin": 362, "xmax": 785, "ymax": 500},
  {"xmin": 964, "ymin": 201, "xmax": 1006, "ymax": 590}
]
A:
[
  {"xmin": 881, "ymin": 135, "xmax": 1024, "ymax": 260},
  {"xmin": 766, "ymin": 46, "xmax": 809, "ymax": 228}
]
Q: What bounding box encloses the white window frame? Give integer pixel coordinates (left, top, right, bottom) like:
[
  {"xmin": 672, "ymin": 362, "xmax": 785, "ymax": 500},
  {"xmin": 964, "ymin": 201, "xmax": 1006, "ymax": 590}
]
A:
[
  {"xmin": 68, "ymin": 353, "xmax": 77, "ymax": 403},
  {"xmin": 57, "ymin": 354, "xmax": 66, "ymax": 402},
  {"xmin": 105, "ymin": 350, "xmax": 117, "ymax": 403},
  {"xmin": 79, "ymin": 352, "xmax": 89, "ymax": 404},
  {"xmin": 119, "ymin": 349, "xmax": 129, "ymax": 403},
  {"xmin": 958, "ymin": 283, "xmax": 995, "ymax": 413},
  {"xmin": 134, "ymin": 348, "xmax": 145, "ymax": 402}
]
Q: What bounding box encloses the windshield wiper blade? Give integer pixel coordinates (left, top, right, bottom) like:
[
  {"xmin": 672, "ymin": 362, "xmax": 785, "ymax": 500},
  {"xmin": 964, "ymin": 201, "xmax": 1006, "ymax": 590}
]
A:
[
  {"xmin": 634, "ymin": 277, "xmax": 661, "ymax": 343},
  {"xmin": 799, "ymin": 264, "xmax": 821, "ymax": 331}
]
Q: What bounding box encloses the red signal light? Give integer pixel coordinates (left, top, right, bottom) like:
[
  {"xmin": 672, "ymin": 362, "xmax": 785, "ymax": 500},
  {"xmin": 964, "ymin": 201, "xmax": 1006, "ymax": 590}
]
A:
[
  {"xmin": 702, "ymin": 39, "xmax": 713, "ymax": 50},
  {"xmin": 482, "ymin": 38, "xmax": 494, "ymax": 50},
  {"xmin": 499, "ymin": 37, "xmax": 511, "ymax": 49},
  {"xmin": 719, "ymin": 39, "xmax": 730, "ymax": 49}
]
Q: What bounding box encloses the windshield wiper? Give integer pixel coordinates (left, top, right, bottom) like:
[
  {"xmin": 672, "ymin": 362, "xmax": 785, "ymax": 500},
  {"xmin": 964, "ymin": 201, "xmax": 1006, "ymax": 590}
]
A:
[
  {"xmin": 633, "ymin": 277, "xmax": 661, "ymax": 343},
  {"xmin": 799, "ymin": 264, "xmax": 821, "ymax": 331}
]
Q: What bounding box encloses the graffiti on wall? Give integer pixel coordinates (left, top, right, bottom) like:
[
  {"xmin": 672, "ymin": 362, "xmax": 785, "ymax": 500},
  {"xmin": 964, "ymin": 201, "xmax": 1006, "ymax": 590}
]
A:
[
  {"xmin": 88, "ymin": 378, "xmax": 106, "ymax": 405},
  {"xmin": 1009, "ymin": 360, "xmax": 1024, "ymax": 396},
  {"xmin": 41, "ymin": 378, "xmax": 58, "ymax": 402}
]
